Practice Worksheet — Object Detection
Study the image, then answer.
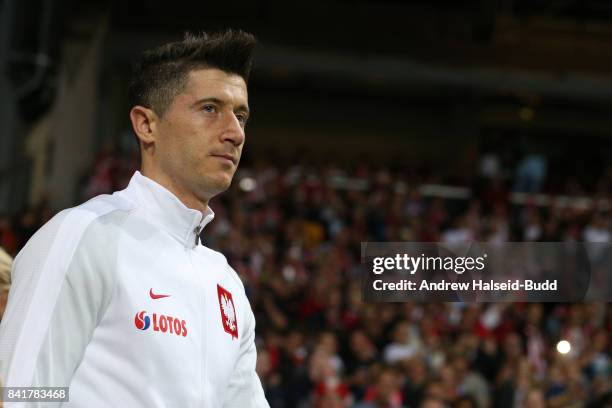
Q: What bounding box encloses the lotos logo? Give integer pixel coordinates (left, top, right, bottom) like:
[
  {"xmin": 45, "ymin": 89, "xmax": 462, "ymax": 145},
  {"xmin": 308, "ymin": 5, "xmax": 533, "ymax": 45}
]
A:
[
  {"xmin": 134, "ymin": 310, "xmax": 187, "ymax": 337},
  {"xmin": 135, "ymin": 311, "xmax": 151, "ymax": 330}
]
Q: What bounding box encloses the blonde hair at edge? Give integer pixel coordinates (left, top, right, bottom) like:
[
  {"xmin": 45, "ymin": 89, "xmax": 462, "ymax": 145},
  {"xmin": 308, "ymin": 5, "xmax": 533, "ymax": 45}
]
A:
[{"xmin": 0, "ymin": 247, "xmax": 11, "ymax": 292}]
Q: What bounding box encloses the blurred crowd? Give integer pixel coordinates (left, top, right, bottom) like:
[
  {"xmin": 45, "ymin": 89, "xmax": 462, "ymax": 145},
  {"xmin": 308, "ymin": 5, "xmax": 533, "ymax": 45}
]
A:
[
  {"xmin": 209, "ymin": 158, "xmax": 611, "ymax": 408},
  {"xmin": 0, "ymin": 143, "xmax": 611, "ymax": 407}
]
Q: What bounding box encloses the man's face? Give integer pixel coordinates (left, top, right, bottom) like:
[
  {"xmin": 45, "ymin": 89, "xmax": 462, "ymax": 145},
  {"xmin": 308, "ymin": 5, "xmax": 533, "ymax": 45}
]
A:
[{"xmin": 154, "ymin": 68, "xmax": 249, "ymax": 204}]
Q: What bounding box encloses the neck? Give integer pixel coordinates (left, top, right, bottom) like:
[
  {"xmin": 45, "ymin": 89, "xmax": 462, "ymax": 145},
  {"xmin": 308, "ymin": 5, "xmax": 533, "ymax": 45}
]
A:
[{"xmin": 140, "ymin": 166, "xmax": 210, "ymax": 213}]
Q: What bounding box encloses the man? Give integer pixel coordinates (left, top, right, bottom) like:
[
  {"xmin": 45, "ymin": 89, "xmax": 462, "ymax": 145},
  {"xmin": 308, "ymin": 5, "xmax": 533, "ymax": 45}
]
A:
[{"xmin": 0, "ymin": 30, "xmax": 270, "ymax": 407}]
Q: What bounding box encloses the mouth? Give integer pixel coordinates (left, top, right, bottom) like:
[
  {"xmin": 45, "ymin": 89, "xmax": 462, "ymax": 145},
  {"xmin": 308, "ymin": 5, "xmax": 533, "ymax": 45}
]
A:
[{"xmin": 210, "ymin": 154, "xmax": 236, "ymax": 165}]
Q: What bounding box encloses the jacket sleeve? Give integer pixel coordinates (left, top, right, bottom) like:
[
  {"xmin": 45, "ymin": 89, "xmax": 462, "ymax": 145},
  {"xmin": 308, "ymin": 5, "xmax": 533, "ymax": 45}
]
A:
[
  {"xmin": 222, "ymin": 298, "xmax": 269, "ymax": 408},
  {"xmin": 0, "ymin": 207, "xmax": 119, "ymax": 406}
]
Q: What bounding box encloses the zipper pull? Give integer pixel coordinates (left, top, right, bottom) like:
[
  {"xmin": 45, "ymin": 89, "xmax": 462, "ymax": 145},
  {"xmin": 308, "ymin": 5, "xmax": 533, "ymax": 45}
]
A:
[{"xmin": 194, "ymin": 225, "xmax": 202, "ymax": 246}]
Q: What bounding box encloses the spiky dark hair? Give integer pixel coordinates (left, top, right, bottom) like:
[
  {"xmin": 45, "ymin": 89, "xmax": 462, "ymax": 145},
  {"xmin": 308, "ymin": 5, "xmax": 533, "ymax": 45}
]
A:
[{"xmin": 128, "ymin": 29, "xmax": 256, "ymax": 116}]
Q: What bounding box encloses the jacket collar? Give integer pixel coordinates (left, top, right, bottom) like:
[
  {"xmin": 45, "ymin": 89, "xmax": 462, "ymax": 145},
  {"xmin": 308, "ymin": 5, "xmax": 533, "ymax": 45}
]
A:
[{"xmin": 124, "ymin": 171, "xmax": 215, "ymax": 248}]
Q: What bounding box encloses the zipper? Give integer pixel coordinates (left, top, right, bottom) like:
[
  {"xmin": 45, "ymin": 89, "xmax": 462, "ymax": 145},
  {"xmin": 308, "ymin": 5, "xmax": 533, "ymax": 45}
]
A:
[
  {"xmin": 194, "ymin": 225, "xmax": 202, "ymax": 247},
  {"xmin": 186, "ymin": 246, "xmax": 208, "ymax": 407}
]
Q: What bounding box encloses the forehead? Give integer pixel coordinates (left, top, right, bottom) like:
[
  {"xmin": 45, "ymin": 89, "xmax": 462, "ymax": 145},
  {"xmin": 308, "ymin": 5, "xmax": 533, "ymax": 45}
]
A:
[{"xmin": 181, "ymin": 68, "xmax": 248, "ymax": 102}]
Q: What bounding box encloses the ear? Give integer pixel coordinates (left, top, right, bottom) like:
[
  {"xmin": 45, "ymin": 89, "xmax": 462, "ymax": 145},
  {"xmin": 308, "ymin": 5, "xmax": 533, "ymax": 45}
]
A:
[{"xmin": 130, "ymin": 105, "xmax": 158, "ymax": 146}]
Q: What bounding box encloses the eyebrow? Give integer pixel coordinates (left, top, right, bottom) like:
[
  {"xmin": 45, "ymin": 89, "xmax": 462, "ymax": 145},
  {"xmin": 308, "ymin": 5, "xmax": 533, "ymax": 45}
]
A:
[{"xmin": 192, "ymin": 97, "xmax": 250, "ymax": 115}]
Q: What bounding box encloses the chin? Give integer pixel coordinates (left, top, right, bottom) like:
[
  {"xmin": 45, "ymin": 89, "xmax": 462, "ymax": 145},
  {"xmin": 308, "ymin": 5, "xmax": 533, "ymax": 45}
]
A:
[
  {"xmin": 196, "ymin": 167, "xmax": 235, "ymax": 197},
  {"xmin": 211, "ymin": 174, "xmax": 234, "ymax": 193}
]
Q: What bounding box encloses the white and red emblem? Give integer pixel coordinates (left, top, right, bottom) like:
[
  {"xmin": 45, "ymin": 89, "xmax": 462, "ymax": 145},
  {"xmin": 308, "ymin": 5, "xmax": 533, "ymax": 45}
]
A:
[{"xmin": 217, "ymin": 284, "xmax": 238, "ymax": 339}]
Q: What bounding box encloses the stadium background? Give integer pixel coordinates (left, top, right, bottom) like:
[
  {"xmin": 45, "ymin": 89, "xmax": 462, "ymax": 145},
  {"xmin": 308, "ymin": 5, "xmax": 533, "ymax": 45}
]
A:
[{"xmin": 0, "ymin": 1, "xmax": 611, "ymax": 407}]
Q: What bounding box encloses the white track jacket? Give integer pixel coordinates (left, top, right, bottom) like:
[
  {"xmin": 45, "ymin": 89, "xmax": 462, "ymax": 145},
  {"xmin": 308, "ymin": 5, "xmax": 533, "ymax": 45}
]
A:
[{"xmin": 0, "ymin": 171, "xmax": 269, "ymax": 407}]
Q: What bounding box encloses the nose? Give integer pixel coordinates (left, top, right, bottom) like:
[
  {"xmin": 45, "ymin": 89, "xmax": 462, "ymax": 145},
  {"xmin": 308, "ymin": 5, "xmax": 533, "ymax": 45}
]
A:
[{"xmin": 220, "ymin": 113, "xmax": 245, "ymax": 146}]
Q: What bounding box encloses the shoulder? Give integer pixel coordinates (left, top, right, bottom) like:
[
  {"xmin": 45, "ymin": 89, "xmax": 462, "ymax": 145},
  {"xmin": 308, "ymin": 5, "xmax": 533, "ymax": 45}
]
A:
[
  {"xmin": 8, "ymin": 192, "xmax": 137, "ymax": 315},
  {"xmin": 15, "ymin": 192, "xmax": 136, "ymax": 267}
]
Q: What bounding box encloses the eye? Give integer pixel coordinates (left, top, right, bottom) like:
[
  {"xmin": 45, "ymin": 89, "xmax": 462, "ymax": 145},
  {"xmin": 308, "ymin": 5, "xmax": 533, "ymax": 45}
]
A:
[
  {"xmin": 236, "ymin": 113, "xmax": 249, "ymax": 125},
  {"xmin": 202, "ymin": 104, "xmax": 216, "ymax": 113}
]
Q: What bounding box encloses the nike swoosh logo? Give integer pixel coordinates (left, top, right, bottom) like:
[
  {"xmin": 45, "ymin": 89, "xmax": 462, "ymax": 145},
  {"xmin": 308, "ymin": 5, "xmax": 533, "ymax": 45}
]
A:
[{"xmin": 149, "ymin": 288, "xmax": 171, "ymax": 299}]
